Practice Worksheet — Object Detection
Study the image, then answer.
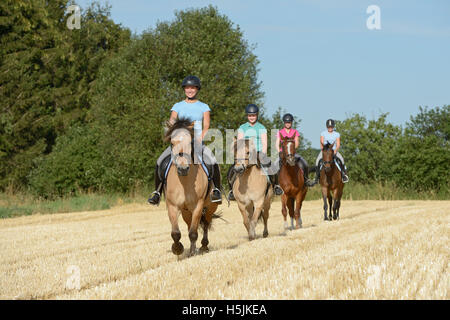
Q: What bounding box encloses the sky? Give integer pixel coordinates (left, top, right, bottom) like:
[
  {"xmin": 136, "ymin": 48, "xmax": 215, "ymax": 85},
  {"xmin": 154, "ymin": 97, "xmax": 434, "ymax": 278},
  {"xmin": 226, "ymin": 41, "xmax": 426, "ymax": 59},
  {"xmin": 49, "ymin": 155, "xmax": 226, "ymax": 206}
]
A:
[{"xmin": 75, "ymin": 0, "xmax": 450, "ymax": 148}]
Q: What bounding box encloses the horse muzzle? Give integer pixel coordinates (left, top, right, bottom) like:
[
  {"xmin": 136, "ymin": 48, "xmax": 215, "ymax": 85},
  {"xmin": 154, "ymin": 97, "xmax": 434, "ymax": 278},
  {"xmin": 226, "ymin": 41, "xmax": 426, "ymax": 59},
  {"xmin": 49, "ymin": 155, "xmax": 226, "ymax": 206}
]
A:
[
  {"xmin": 233, "ymin": 165, "xmax": 245, "ymax": 175},
  {"xmin": 287, "ymin": 156, "xmax": 296, "ymax": 166},
  {"xmin": 177, "ymin": 166, "xmax": 189, "ymax": 176}
]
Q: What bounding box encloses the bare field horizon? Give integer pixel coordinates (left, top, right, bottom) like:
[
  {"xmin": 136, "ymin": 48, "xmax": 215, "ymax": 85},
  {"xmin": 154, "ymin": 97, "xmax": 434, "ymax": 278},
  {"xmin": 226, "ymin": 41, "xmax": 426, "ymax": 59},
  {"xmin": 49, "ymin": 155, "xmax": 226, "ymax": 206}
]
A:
[{"xmin": 0, "ymin": 199, "xmax": 448, "ymax": 300}]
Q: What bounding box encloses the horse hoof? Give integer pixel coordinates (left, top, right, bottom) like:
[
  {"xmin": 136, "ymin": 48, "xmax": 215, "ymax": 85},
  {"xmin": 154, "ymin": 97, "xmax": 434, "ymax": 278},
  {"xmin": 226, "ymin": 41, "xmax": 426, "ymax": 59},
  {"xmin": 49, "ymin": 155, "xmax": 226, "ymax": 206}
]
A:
[
  {"xmin": 199, "ymin": 246, "xmax": 209, "ymax": 254},
  {"xmin": 172, "ymin": 242, "xmax": 184, "ymax": 255},
  {"xmin": 188, "ymin": 247, "xmax": 197, "ymax": 257},
  {"xmin": 263, "ymin": 231, "xmax": 269, "ymax": 238}
]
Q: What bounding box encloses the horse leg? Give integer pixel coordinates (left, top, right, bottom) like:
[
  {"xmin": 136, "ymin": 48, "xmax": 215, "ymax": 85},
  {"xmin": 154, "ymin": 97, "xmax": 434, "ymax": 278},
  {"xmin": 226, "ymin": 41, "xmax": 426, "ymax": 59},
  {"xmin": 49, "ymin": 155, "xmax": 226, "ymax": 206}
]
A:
[
  {"xmin": 249, "ymin": 199, "xmax": 264, "ymax": 240},
  {"xmin": 327, "ymin": 191, "xmax": 333, "ymax": 220},
  {"xmin": 294, "ymin": 190, "xmax": 306, "ymax": 229},
  {"xmin": 281, "ymin": 194, "xmax": 288, "ymax": 230},
  {"xmin": 199, "ymin": 212, "xmax": 211, "ymax": 253},
  {"xmin": 262, "ymin": 208, "xmax": 269, "ymax": 238},
  {"xmin": 332, "ymin": 198, "xmax": 338, "ymax": 220},
  {"xmin": 168, "ymin": 203, "xmax": 184, "ymax": 256},
  {"xmin": 334, "ymin": 188, "xmax": 343, "ymax": 220},
  {"xmin": 187, "ymin": 201, "xmax": 204, "ymax": 257},
  {"xmin": 287, "ymin": 197, "xmax": 295, "ymax": 230},
  {"xmin": 321, "ymin": 187, "xmax": 329, "ymax": 221},
  {"xmin": 237, "ymin": 201, "xmax": 250, "ymax": 233}
]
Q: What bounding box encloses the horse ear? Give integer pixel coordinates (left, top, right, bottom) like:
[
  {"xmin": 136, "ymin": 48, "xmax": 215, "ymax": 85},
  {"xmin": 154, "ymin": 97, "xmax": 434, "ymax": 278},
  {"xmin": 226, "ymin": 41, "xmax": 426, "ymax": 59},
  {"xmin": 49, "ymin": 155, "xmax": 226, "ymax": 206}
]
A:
[{"xmin": 163, "ymin": 121, "xmax": 172, "ymax": 141}]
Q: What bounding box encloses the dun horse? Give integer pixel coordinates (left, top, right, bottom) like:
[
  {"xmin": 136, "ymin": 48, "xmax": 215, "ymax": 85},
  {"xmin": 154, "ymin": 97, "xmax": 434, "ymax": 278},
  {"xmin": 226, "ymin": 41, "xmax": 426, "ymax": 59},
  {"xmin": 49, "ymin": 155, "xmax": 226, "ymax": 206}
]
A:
[
  {"xmin": 164, "ymin": 118, "xmax": 220, "ymax": 257},
  {"xmin": 230, "ymin": 138, "xmax": 273, "ymax": 240},
  {"xmin": 319, "ymin": 142, "xmax": 344, "ymax": 220},
  {"xmin": 279, "ymin": 136, "xmax": 308, "ymax": 229}
]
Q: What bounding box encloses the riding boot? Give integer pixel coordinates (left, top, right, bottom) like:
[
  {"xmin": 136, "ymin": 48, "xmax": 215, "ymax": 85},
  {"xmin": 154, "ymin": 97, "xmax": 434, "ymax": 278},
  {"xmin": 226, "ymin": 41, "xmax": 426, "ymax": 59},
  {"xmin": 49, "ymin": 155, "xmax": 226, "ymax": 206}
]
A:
[
  {"xmin": 210, "ymin": 163, "xmax": 222, "ymax": 203},
  {"xmin": 336, "ymin": 158, "xmax": 349, "ymax": 183},
  {"xmin": 148, "ymin": 165, "xmax": 163, "ymax": 206},
  {"xmin": 297, "ymin": 157, "xmax": 314, "ymax": 187},
  {"xmin": 310, "ymin": 163, "xmax": 321, "ymax": 186},
  {"xmin": 227, "ymin": 165, "xmax": 236, "ymax": 201},
  {"xmin": 270, "ymin": 174, "xmax": 284, "ymax": 196}
]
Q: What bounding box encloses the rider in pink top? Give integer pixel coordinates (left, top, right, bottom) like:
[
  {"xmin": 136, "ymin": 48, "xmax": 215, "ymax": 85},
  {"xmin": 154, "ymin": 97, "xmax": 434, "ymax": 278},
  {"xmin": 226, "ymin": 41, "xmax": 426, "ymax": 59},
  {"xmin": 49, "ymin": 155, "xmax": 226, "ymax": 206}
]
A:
[
  {"xmin": 275, "ymin": 113, "xmax": 314, "ymax": 187},
  {"xmin": 277, "ymin": 127, "xmax": 300, "ymax": 151}
]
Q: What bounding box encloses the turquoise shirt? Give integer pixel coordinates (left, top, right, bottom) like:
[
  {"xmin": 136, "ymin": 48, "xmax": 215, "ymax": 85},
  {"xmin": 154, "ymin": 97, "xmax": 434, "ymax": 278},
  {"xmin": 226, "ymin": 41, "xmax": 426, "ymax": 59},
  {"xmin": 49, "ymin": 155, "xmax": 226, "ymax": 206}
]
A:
[{"xmin": 238, "ymin": 122, "xmax": 267, "ymax": 152}]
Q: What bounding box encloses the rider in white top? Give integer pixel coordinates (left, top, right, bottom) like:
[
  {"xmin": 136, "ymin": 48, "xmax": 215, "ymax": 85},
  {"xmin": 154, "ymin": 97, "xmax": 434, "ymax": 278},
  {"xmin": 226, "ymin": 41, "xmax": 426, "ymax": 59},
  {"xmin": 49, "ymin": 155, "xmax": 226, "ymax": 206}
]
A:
[{"xmin": 311, "ymin": 119, "xmax": 349, "ymax": 185}]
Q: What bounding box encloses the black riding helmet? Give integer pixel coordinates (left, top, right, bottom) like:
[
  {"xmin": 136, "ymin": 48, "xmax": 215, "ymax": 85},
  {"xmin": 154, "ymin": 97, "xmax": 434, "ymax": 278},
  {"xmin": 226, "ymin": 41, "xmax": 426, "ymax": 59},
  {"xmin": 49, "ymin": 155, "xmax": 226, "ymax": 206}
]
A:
[
  {"xmin": 326, "ymin": 119, "xmax": 335, "ymax": 128},
  {"xmin": 283, "ymin": 113, "xmax": 294, "ymax": 123},
  {"xmin": 245, "ymin": 104, "xmax": 259, "ymax": 114},
  {"xmin": 181, "ymin": 75, "xmax": 201, "ymax": 90}
]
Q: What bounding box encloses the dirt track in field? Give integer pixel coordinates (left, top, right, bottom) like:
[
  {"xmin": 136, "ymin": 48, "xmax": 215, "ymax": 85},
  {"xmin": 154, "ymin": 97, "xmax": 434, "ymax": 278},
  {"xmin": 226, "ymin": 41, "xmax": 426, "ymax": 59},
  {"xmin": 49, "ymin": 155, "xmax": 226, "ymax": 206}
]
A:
[{"xmin": 0, "ymin": 200, "xmax": 449, "ymax": 299}]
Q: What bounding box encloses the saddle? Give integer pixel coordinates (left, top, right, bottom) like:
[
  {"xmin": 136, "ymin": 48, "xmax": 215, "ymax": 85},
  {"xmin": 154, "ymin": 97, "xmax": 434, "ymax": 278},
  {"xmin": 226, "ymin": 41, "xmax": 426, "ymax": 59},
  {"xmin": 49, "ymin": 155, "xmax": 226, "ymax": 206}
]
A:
[{"xmin": 158, "ymin": 152, "xmax": 216, "ymax": 183}]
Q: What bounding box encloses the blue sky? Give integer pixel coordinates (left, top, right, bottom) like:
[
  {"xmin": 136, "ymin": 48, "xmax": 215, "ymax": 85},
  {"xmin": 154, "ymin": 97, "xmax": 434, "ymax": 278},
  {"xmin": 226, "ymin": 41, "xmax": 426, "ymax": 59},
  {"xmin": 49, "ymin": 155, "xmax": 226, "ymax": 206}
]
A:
[{"xmin": 75, "ymin": 0, "xmax": 450, "ymax": 147}]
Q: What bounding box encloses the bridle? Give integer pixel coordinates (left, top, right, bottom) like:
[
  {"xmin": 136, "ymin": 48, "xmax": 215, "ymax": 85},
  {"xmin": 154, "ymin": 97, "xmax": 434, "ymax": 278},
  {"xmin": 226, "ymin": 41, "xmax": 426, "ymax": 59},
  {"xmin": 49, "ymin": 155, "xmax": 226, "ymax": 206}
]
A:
[
  {"xmin": 281, "ymin": 139, "xmax": 295, "ymax": 164},
  {"xmin": 234, "ymin": 139, "xmax": 257, "ymax": 172}
]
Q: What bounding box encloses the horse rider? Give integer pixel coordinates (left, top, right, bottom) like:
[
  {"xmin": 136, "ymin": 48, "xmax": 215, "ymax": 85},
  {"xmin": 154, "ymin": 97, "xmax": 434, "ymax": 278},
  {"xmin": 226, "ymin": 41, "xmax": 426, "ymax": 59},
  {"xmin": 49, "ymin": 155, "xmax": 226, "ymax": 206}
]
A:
[
  {"xmin": 311, "ymin": 119, "xmax": 349, "ymax": 185},
  {"xmin": 227, "ymin": 104, "xmax": 284, "ymax": 201},
  {"xmin": 147, "ymin": 75, "xmax": 222, "ymax": 205},
  {"xmin": 275, "ymin": 113, "xmax": 314, "ymax": 187}
]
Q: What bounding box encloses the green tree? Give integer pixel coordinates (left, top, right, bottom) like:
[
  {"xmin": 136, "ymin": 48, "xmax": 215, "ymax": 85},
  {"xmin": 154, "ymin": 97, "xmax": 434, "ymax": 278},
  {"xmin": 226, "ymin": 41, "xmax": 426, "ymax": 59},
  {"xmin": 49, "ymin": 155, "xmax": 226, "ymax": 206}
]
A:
[
  {"xmin": 391, "ymin": 106, "xmax": 450, "ymax": 192},
  {"xmin": 68, "ymin": 5, "xmax": 266, "ymax": 193},
  {"xmin": 0, "ymin": 0, "xmax": 130, "ymax": 191},
  {"xmin": 337, "ymin": 113, "xmax": 402, "ymax": 183}
]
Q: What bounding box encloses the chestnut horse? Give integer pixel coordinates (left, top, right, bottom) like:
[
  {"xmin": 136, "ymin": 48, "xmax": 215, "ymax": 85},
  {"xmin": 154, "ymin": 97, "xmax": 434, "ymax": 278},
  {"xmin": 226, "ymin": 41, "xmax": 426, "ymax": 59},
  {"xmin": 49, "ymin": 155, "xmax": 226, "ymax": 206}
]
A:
[
  {"xmin": 164, "ymin": 118, "xmax": 220, "ymax": 257},
  {"xmin": 279, "ymin": 136, "xmax": 308, "ymax": 229},
  {"xmin": 231, "ymin": 138, "xmax": 273, "ymax": 241},
  {"xmin": 320, "ymin": 142, "xmax": 344, "ymax": 221}
]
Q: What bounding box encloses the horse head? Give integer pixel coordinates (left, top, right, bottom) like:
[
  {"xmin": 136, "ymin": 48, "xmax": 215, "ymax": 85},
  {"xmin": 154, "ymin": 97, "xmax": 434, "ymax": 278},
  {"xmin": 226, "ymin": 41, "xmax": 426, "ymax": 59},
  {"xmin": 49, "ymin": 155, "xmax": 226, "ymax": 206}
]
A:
[
  {"xmin": 233, "ymin": 138, "xmax": 256, "ymax": 174},
  {"xmin": 322, "ymin": 142, "xmax": 335, "ymax": 173},
  {"xmin": 280, "ymin": 136, "xmax": 296, "ymax": 166},
  {"xmin": 165, "ymin": 118, "xmax": 195, "ymax": 176}
]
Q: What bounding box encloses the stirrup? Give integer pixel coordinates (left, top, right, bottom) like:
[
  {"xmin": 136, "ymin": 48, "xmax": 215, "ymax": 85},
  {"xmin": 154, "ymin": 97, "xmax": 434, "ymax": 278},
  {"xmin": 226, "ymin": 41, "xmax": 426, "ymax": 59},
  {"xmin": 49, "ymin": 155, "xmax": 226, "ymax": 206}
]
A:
[
  {"xmin": 148, "ymin": 191, "xmax": 161, "ymax": 206},
  {"xmin": 274, "ymin": 185, "xmax": 284, "ymax": 196},
  {"xmin": 342, "ymin": 175, "xmax": 349, "ymax": 183},
  {"xmin": 227, "ymin": 190, "xmax": 235, "ymax": 201},
  {"xmin": 210, "ymin": 187, "xmax": 222, "ymax": 203},
  {"xmin": 306, "ymin": 179, "xmax": 317, "ymax": 187}
]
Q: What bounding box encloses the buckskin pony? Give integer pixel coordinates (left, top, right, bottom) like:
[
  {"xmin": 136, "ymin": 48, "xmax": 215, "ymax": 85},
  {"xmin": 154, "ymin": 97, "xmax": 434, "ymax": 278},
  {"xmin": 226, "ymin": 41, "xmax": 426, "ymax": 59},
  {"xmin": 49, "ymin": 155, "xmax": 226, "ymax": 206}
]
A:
[
  {"xmin": 163, "ymin": 118, "xmax": 220, "ymax": 257},
  {"xmin": 231, "ymin": 138, "xmax": 273, "ymax": 241}
]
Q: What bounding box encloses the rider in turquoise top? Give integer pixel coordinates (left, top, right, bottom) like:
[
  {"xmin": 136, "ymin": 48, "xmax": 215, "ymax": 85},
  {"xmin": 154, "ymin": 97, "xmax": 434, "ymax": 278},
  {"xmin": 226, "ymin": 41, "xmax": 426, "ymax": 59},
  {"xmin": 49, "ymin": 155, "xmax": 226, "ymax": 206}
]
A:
[{"xmin": 227, "ymin": 104, "xmax": 283, "ymax": 201}]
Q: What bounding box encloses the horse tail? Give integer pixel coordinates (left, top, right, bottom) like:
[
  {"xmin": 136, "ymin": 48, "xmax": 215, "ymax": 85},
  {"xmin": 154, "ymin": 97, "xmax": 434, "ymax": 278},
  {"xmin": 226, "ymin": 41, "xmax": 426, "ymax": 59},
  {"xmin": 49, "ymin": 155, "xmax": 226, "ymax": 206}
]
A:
[{"xmin": 200, "ymin": 210, "xmax": 227, "ymax": 231}]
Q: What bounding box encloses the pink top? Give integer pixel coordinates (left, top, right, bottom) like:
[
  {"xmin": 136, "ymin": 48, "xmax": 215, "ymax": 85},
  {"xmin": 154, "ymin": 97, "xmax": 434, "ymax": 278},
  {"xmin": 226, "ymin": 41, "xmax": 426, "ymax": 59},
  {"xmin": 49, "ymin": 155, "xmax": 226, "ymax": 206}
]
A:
[{"xmin": 278, "ymin": 128, "xmax": 300, "ymax": 151}]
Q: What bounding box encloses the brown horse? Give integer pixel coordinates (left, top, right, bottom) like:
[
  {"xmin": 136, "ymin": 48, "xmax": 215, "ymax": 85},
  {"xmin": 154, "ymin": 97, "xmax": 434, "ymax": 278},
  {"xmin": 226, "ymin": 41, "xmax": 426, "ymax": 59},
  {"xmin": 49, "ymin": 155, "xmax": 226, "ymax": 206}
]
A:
[
  {"xmin": 320, "ymin": 142, "xmax": 344, "ymax": 221},
  {"xmin": 279, "ymin": 136, "xmax": 308, "ymax": 230},
  {"xmin": 164, "ymin": 118, "xmax": 220, "ymax": 257},
  {"xmin": 231, "ymin": 138, "xmax": 273, "ymax": 241}
]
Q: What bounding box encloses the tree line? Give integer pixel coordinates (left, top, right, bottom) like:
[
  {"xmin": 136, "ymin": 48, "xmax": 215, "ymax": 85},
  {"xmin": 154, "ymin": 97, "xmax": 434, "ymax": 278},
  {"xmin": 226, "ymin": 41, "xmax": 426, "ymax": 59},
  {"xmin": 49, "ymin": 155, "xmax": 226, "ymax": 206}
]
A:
[{"xmin": 1, "ymin": 1, "xmax": 448, "ymax": 198}]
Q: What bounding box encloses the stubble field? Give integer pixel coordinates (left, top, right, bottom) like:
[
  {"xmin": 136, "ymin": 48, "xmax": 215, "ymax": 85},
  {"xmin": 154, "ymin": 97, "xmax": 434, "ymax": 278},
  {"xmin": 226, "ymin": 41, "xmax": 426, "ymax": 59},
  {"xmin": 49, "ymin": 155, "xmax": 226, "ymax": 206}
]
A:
[{"xmin": 0, "ymin": 199, "xmax": 448, "ymax": 299}]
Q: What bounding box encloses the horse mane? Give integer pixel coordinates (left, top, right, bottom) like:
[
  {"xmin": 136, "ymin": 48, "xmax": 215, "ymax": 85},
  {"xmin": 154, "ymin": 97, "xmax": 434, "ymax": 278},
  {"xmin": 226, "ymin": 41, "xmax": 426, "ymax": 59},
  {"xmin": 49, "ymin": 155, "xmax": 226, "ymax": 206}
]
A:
[
  {"xmin": 164, "ymin": 117, "xmax": 194, "ymax": 142},
  {"xmin": 323, "ymin": 142, "xmax": 333, "ymax": 151}
]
